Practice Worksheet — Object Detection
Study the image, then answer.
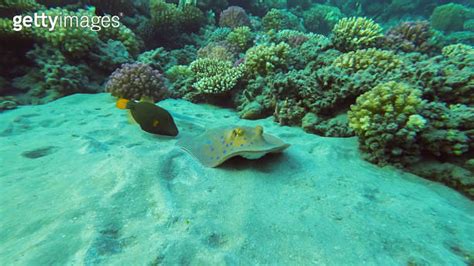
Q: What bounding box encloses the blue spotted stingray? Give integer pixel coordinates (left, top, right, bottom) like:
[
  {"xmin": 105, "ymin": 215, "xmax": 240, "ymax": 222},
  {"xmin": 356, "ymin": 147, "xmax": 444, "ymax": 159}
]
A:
[{"xmin": 177, "ymin": 125, "xmax": 290, "ymax": 167}]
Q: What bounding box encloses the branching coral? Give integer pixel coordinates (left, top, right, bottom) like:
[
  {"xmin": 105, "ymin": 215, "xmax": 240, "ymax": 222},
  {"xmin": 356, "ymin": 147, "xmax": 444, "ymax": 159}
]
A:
[
  {"xmin": 331, "ymin": 17, "xmax": 383, "ymax": 52},
  {"xmin": 0, "ymin": 18, "xmax": 33, "ymax": 39},
  {"xmin": 105, "ymin": 63, "xmax": 168, "ymax": 101},
  {"xmin": 226, "ymin": 26, "xmax": 254, "ymax": 52},
  {"xmin": 197, "ymin": 42, "xmax": 234, "ymax": 61},
  {"xmin": 189, "ymin": 58, "xmax": 244, "ymax": 94},
  {"xmin": 32, "ymin": 7, "xmax": 98, "ymax": 57},
  {"xmin": 442, "ymin": 43, "xmax": 474, "ymax": 58},
  {"xmin": 0, "ymin": 0, "xmax": 42, "ymax": 11},
  {"xmin": 244, "ymin": 42, "xmax": 290, "ymax": 76},
  {"xmin": 22, "ymin": 44, "xmax": 96, "ymax": 99},
  {"xmin": 348, "ymin": 81, "xmax": 426, "ymax": 165},
  {"xmin": 383, "ymin": 21, "xmax": 440, "ymax": 54},
  {"xmin": 99, "ymin": 23, "xmax": 141, "ymax": 55},
  {"xmin": 332, "ymin": 48, "xmax": 402, "ymax": 73}
]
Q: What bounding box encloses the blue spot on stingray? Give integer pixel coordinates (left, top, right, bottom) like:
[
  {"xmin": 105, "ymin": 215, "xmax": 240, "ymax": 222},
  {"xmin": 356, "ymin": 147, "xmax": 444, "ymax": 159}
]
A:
[
  {"xmin": 220, "ymin": 135, "xmax": 224, "ymax": 139},
  {"xmin": 240, "ymin": 144, "xmax": 244, "ymax": 147},
  {"xmin": 206, "ymin": 140, "xmax": 212, "ymax": 144},
  {"xmin": 223, "ymin": 150, "xmax": 227, "ymax": 154},
  {"xmin": 216, "ymin": 156, "xmax": 220, "ymax": 160},
  {"xmin": 210, "ymin": 147, "xmax": 214, "ymax": 151},
  {"xmin": 225, "ymin": 144, "xmax": 229, "ymax": 147}
]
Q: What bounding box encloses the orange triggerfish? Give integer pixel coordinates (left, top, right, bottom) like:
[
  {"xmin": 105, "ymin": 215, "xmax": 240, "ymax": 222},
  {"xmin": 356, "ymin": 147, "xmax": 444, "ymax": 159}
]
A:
[{"xmin": 116, "ymin": 98, "xmax": 179, "ymax": 136}]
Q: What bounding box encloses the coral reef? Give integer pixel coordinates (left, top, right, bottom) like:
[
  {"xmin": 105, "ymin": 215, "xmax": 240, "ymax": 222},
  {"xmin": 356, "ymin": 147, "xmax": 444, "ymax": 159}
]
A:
[
  {"xmin": 332, "ymin": 48, "xmax": 402, "ymax": 73},
  {"xmin": 105, "ymin": 63, "xmax": 167, "ymax": 102},
  {"xmin": 189, "ymin": 58, "xmax": 244, "ymax": 95},
  {"xmin": 348, "ymin": 81, "xmax": 426, "ymax": 166},
  {"xmin": 197, "ymin": 42, "xmax": 234, "ymax": 61},
  {"xmin": 430, "ymin": 3, "xmax": 473, "ymax": 32},
  {"xmin": 244, "ymin": 42, "xmax": 290, "ymax": 76},
  {"xmin": 302, "ymin": 4, "xmax": 344, "ymax": 35},
  {"xmin": 32, "ymin": 7, "xmax": 98, "ymax": 57},
  {"xmin": 261, "ymin": 9, "xmax": 304, "ymax": 32},
  {"xmin": 226, "ymin": 26, "xmax": 254, "ymax": 52},
  {"xmin": 331, "ymin": 17, "xmax": 383, "ymax": 52},
  {"xmin": 218, "ymin": 6, "xmax": 251, "ymax": 28},
  {"xmin": 383, "ymin": 21, "xmax": 440, "ymax": 54}
]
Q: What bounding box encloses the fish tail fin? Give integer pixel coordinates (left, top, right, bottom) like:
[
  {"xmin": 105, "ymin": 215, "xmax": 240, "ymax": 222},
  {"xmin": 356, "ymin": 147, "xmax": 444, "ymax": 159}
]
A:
[{"xmin": 116, "ymin": 98, "xmax": 129, "ymax": 109}]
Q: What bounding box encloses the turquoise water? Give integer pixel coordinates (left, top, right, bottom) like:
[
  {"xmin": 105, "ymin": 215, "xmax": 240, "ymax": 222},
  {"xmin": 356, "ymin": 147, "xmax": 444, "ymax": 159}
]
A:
[{"xmin": 1, "ymin": 0, "xmax": 473, "ymax": 265}]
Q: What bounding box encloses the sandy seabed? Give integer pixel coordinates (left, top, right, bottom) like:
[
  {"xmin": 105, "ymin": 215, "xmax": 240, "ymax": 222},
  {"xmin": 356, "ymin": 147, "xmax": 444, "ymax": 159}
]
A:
[{"xmin": 0, "ymin": 93, "xmax": 473, "ymax": 265}]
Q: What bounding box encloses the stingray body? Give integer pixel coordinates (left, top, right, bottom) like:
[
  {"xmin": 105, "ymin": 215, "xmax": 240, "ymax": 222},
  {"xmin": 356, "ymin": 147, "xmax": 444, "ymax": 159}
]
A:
[{"xmin": 177, "ymin": 125, "xmax": 290, "ymax": 167}]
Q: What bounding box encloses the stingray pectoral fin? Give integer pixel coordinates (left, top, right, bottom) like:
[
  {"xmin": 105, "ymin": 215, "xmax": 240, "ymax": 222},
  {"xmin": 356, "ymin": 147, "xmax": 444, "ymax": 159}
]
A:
[
  {"xmin": 177, "ymin": 137, "xmax": 222, "ymax": 167},
  {"xmin": 262, "ymin": 133, "xmax": 290, "ymax": 151}
]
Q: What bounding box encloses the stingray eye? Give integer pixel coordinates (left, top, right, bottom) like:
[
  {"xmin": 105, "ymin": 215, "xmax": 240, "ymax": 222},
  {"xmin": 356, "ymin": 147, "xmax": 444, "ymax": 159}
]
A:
[
  {"xmin": 255, "ymin": 125, "xmax": 263, "ymax": 135},
  {"xmin": 232, "ymin": 128, "xmax": 244, "ymax": 137}
]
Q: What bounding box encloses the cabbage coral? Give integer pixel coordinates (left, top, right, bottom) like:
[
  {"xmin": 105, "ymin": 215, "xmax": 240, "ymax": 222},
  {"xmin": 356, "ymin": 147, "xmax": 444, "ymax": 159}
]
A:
[
  {"xmin": 189, "ymin": 58, "xmax": 244, "ymax": 94},
  {"xmin": 105, "ymin": 63, "xmax": 167, "ymax": 102},
  {"xmin": 348, "ymin": 81, "xmax": 426, "ymax": 165},
  {"xmin": 331, "ymin": 17, "xmax": 383, "ymax": 52},
  {"xmin": 332, "ymin": 48, "xmax": 402, "ymax": 73}
]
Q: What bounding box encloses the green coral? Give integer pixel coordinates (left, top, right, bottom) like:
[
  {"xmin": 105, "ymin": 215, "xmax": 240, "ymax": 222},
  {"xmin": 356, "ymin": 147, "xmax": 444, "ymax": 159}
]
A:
[
  {"xmin": 430, "ymin": 3, "xmax": 473, "ymax": 32},
  {"xmin": 442, "ymin": 43, "xmax": 474, "ymax": 58},
  {"xmin": 165, "ymin": 65, "xmax": 195, "ymax": 98},
  {"xmin": 403, "ymin": 50, "xmax": 473, "ymax": 105},
  {"xmin": 0, "ymin": 17, "xmax": 33, "ymax": 39},
  {"xmin": 25, "ymin": 45, "xmax": 94, "ymax": 98},
  {"xmin": 262, "ymin": 9, "xmax": 304, "ymax": 32},
  {"xmin": 32, "ymin": 7, "xmax": 98, "ymax": 57},
  {"xmin": 348, "ymin": 81, "xmax": 426, "ymax": 165},
  {"xmin": 100, "ymin": 23, "xmax": 141, "ymax": 55},
  {"xmin": 189, "ymin": 58, "xmax": 244, "ymax": 94},
  {"xmin": 0, "ymin": 0, "xmax": 42, "ymax": 11},
  {"xmin": 149, "ymin": 0, "xmax": 204, "ymax": 37},
  {"xmin": 332, "ymin": 48, "xmax": 403, "ymax": 73},
  {"xmin": 303, "ymin": 4, "xmax": 344, "ymax": 35},
  {"xmin": 331, "ymin": 17, "xmax": 383, "ymax": 52},
  {"xmin": 197, "ymin": 43, "xmax": 234, "ymax": 61},
  {"xmin": 226, "ymin": 26, "xmax": 254, "ymax": 52},
  {"xmin": 244, "ymin": 42, "xmax": 290, "ymax": 76},
  {"xmin": 419, "ymin": 102, "xmax": 473, "ymax": 157}
]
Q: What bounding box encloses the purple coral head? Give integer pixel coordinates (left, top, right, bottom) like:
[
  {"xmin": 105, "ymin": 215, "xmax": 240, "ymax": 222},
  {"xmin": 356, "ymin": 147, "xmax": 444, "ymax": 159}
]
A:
[
  {"xmin": 384, "ymin": 20, "xmax": 437, "ymax": 53},
  {"xmin": 105, "ymin": 63, "xmax": 168, "ymax": 101},
  {"xmin": 219, "ymin": 6, "xmax": 251, "ymax": 28}
]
